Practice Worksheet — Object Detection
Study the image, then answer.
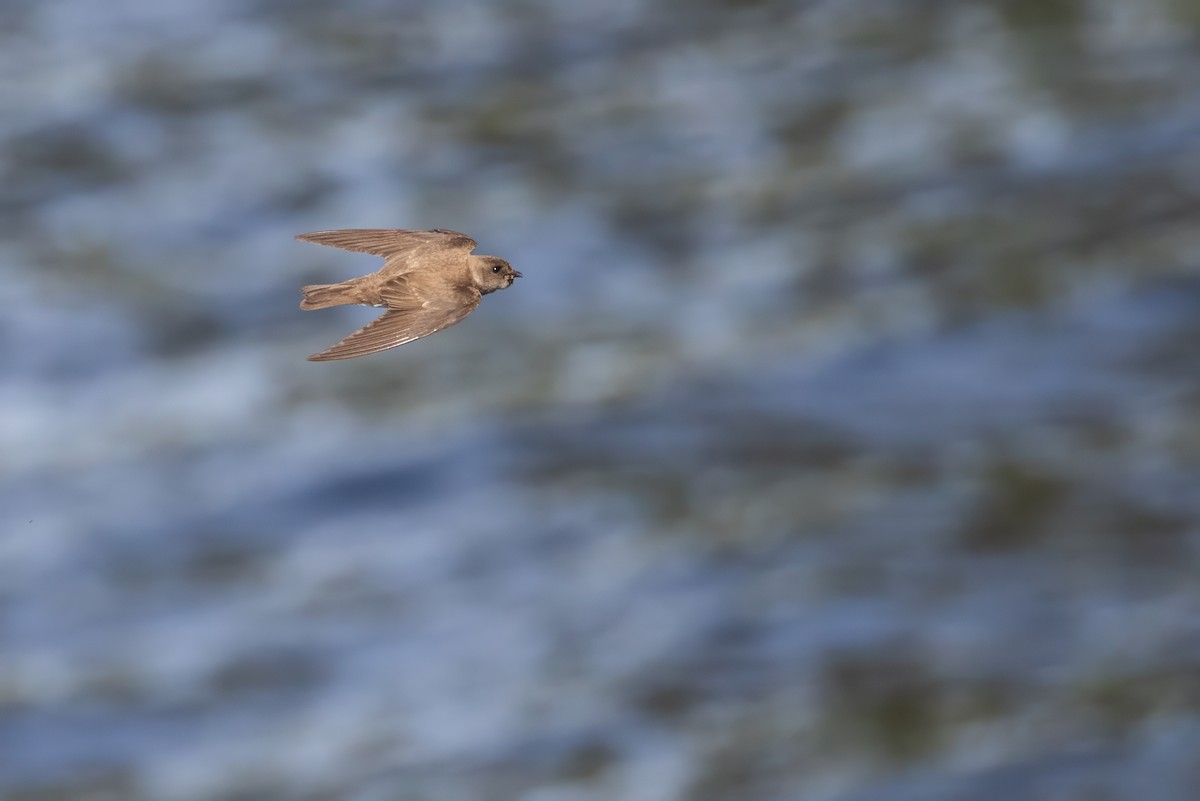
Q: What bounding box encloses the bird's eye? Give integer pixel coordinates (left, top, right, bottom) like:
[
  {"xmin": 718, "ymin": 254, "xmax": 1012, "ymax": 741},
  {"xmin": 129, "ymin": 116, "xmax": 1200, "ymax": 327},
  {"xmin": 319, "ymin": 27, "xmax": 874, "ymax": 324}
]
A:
[{"xmin": 492, "ymin": 265, "xmax": 501, "ymax": 273}]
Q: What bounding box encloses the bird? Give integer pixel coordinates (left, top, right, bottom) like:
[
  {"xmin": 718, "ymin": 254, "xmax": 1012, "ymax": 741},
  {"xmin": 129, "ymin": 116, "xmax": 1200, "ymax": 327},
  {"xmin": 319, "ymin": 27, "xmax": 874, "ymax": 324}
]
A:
[{"xmin": 296, "ymin": 228, "xmax": 521, "ymax": 361}]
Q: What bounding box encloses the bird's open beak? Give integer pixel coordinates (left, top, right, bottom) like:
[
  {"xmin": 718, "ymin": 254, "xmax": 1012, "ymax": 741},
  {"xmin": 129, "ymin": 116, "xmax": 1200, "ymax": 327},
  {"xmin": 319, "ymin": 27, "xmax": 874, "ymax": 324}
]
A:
[{"xmin": 512, "ymin": 270, "xmax": 523, "ymax": 278}]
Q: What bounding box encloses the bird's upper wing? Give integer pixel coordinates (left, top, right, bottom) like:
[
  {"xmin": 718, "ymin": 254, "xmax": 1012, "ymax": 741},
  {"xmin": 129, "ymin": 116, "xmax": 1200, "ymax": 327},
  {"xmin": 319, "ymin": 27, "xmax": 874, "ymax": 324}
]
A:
[
  {"xmin": 306, "ymin": 275, "xmax": 481, "ymax": 362},
  {"xmin": 295, "ymin": 228, "xmax": 477, "ymax": 258}
]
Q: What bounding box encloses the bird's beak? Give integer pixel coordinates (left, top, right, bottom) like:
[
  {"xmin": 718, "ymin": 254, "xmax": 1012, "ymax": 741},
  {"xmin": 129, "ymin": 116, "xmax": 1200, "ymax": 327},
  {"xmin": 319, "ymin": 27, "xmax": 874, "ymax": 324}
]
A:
[{"xmin": 512, "ymin": 270, "xmax": 523, "ymax": 278}]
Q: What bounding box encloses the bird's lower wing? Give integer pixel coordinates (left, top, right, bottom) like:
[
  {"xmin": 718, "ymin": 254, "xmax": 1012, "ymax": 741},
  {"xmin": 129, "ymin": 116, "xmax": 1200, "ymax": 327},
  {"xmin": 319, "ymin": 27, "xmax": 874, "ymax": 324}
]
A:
[{"xmin": 307, "ymin": 284, "xmax": 480, "ymax": 362}]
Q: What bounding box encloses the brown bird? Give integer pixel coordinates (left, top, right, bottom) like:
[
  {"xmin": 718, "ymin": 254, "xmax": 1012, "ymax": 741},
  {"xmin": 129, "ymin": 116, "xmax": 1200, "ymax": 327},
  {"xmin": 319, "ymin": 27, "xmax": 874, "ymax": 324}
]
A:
[{"xmin": 297, "ymin": 228, "xmax": 521, "ymax": 361}]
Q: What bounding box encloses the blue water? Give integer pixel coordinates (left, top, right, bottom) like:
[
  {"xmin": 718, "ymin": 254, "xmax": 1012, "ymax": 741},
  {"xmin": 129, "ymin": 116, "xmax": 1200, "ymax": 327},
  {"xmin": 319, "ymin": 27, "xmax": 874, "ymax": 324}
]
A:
[{"xmin": 3, "ymin": 1, "xmax": 1200, "ymax": 799}]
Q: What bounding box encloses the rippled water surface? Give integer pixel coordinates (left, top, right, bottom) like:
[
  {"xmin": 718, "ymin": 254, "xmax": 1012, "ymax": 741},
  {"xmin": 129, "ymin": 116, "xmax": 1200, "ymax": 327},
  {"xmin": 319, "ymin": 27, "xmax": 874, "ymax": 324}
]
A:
[{"xmin": 3, "ymin": 1, "xmax": 1200, "ymax": 799}]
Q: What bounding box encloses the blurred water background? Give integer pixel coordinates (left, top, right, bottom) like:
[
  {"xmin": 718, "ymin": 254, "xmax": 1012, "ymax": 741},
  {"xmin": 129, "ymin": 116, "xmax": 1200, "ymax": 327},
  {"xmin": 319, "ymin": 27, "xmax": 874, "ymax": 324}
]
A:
[{"xmin": 3, "ymin": 0, "xmax": 1200, "ymax": 799}]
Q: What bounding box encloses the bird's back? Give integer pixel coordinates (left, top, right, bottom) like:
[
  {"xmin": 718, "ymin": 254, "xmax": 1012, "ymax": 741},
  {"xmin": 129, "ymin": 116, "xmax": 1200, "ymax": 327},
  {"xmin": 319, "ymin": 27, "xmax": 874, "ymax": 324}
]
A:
[{"xmin": 378, "ymin": 247, "xmax": 471, "ymax": 282}]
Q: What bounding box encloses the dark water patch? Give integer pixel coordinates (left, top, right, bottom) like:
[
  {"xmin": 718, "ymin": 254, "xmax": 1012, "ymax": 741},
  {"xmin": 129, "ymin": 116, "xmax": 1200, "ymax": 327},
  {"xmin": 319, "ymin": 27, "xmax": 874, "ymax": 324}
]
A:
[
  {"xmin": 556, "ymin": 736, "xmax": 619, "ymax": 781},
  {"xmin": 295, "ymin": 457, "xmax": 448, "ymax": 518},
  {"xmin": 960, "ymin": 460, "xmax": 1068, "ymax": 552},
  {"xmin": 0, "ymin": 768, "xmax": 137, "ymax": 801},
  {"xmin": 114, "ymin": 54, "xmax": 280, "ymax": 118},
  {"xmin": 2, "ymin": 122, "xmax": 134, "ymax": 203},
  {"xmin": 819, "ymin": 648, "xmax": 944, "ymax": 763},
  {"xmin": 206, "ymin": 645, "xmax": 330, "ymax": 698}
]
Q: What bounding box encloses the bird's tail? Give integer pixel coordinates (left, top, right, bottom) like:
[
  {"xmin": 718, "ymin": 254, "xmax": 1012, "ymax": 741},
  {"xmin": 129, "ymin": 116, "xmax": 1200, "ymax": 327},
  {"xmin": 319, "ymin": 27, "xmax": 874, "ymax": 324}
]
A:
[{"xmin": 300, "ymin": 282, "xmax": 354, "ymax": 310}]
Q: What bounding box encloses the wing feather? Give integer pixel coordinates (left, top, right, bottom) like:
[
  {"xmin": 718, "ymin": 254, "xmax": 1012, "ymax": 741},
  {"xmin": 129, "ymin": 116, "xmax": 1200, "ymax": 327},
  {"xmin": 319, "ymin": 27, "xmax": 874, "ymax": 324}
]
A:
[
  {"xmin": 307, "ymin": 277, "xmax": 480, "ymax": 362},
  {"xmin": 295, "ymin": 228, "xmax": 477, "ymax": 258}
]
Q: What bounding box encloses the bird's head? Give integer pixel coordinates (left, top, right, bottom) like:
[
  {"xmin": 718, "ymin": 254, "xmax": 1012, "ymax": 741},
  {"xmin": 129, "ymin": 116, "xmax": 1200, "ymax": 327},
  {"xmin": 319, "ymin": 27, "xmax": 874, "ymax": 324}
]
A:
[{"xmin": 471, "ymin": 256, "xmax": 522, "ymax": 294}]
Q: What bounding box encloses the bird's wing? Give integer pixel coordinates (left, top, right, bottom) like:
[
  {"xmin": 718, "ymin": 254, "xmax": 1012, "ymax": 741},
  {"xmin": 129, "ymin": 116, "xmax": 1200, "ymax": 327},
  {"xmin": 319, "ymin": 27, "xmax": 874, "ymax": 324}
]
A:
[
  {"xmin": 295, "ymin": 229, "xmax": 477, "ymax": 258},
  {"xmin": 307, "ymin": 276, "xmax": 481, "ymax": 362}
]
